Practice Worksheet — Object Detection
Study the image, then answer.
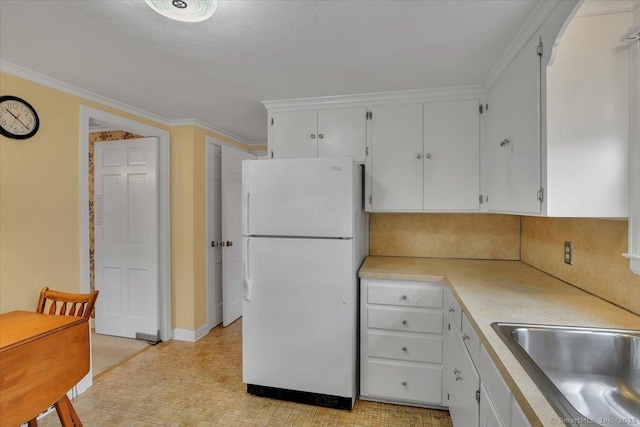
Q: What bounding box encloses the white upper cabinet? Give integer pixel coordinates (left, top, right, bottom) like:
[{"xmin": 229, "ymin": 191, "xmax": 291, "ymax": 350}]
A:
[
  {"xmin": 271, "ymin": 110, "xmax": 318, "ymax": 159},
  {"xmin": 367, "ymin": 100, "xmax": 480, "ymax": 212},
  {"xmin": 369, "ymin": 104, "xmax": 424, "ymax": 211},
  {"xmin": 269, "ymin": 107, "xmax": 367, "ymax": 162},
  {"xmin": 544, "ymin": 7, "xmax": 632, "ymax": 218},
  {"xmin": 424, "ymin": 100, "xmax": 480, "ymax": 211},
  {"xmin": 484, "ymin": 34, "xmax": 542, "ymax": 215},
  {"xmin": 317, "ymin": 107, "xmax": 367, "ymax": 161},
  {"xmin": 482, "ymin": 0, "xmax": 631, "ymax": 218}
]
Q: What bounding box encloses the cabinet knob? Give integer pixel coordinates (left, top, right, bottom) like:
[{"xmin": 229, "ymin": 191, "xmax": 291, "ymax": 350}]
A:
[
  {"xmin": 211, "ymin": 241, "xmax": 218, "ymax": 248},
  {"xmin": 402, "ymin": 346, "xmax": 408, "ymax": 352},
  {"xmin": 425, "ymin": 153, "xmax": 432, "ymax": 159},
  {"xmin": 448, "ymin": 307, "xmax": 455, "ymax": 313},
  {"xmin": 455, "ymin": 374, "xmax": 462, "ymax": 382},
  {"xmin": 401, "ymin": 381, "xmax": 407, "ymax": 387},
  {"xmin": 318, "ymin": 133, "xmax": 324, "ymax": 139},
  {"xmin": 453, "ymin": 368, "xmax": 460, "ymax": 375},
  {"xmin": 499, "ymin": 138, "xmax": 510, "ymax": 147},
  {"xmin": 462, "ymin": 333, "xmax": 470, "ymax": 342},
  {"xmin": 311, "ymin": 134, "xmax": 316, "ymax": 139},
  {"xmin": 400, "ymin": 295, "xmax": 408, "ymax": 300},
  {"xmin": 402, "ymin": 319, "xmax": 408, "ymax": 325},
  {"xmin": 416, "ymin": 154, "xmax": 423, "ymax": 159}
]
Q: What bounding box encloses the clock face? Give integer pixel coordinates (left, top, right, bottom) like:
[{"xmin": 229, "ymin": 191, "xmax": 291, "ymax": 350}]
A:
[{"xmin": 0, "ymin": 95, "xmax": 40, "ymax": 139}]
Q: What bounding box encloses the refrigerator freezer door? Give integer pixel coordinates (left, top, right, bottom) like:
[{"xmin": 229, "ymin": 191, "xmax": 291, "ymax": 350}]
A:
[
  {"xmin": 242, "ymin": 237, "xmax": 356, "ymax": 399},
  {"xmin": 243, "ymin": 157, "xmax": 355, "ymax": 238}
]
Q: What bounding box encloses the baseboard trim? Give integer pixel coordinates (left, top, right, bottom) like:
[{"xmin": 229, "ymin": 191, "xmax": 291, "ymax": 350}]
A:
[{"xmin": 172, "ymin": 323, "xmax": 210, "ymax": 342}]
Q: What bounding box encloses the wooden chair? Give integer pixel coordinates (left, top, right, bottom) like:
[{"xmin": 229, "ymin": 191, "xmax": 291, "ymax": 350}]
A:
[
  {"xmin": 28, "ymin": 287, "xmax": 99, "ymax": 427},
  {"xmin": 35, "ymin": 286, "xmax": 99, "ymax": 320}
]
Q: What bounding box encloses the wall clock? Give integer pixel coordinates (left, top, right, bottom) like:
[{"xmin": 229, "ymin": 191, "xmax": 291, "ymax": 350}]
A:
[{"xmin": 0, "ymin": 95, "xmax": 40, "ymax": 139}]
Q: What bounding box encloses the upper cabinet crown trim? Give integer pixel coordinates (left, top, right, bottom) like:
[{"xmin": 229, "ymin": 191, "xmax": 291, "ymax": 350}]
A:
[{"xmin": 262, "ymin": 86, "xmax": 485, "ymax": 111}]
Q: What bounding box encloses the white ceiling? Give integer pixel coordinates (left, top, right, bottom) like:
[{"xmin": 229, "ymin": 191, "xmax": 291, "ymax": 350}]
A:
[{"xmin": 0, "ymin": 0, "xmax": 543, "ymax": 145}]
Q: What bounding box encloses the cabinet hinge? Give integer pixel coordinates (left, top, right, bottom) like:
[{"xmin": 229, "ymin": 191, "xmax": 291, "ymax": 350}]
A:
[
  {"xmin": 476, "ymin": 389, "xmax": 481, "ymax": 404},
  {"xmin": 447, "ymin": 393, "xmax": 450, "ymax": 402},
  {"xmin": 369, "ymin": 195, "xmax": 373, "ymax": 204},
  {"xmin": 448, "ymin": 323, "xmax": 451, "ymax": 331},
  {"xmin": 366, "ymin": 111, "xmax": 372, "ymax": 120},
  {"xmin": 366, "ymin": 146, "xmax": 369, "ymax": 156},
  {"xmin": 479, "ymin": 104, "xmax": 484, "ymax": 114},
  {"xmin": 537, "ymin": 39, "xmax": 543, "ymax": 57},
  {"xmin": 537, "ymin": 187, "xmax": 544, "ymax": 202},
  {"xmin": 271, "ymin": 117, "xmax": 274, "ymax": 126}
]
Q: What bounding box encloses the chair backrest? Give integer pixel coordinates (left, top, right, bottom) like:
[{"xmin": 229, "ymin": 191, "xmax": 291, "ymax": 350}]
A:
[{"xmin": 35, "ymin": 287, "xmax": 99, "ymax": 320}]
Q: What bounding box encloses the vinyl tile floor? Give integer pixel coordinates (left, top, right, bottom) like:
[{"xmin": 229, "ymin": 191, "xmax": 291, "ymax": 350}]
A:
[{"xmin": 38, "ymin": 319, "xmax": 452, "ymax": 427}]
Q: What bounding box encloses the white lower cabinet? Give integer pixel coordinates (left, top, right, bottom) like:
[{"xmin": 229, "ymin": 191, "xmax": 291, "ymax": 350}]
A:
[
  {"xmin": 361, "ymin": 279, "xmax": 446, "ymax": 407},
  {"xmin": 480, "ymin": 384, "xmax": 505, "ymax": 427},
  {"xmin": 443, "ymin": 289, "xmax": 533, "ymax": 427},
  {"xmin": 448, "ymin": 325, "xmax": 480, "ymax": 427}
]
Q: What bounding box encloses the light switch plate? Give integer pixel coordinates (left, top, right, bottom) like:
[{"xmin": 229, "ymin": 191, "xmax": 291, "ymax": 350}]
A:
[{"xmin": 564, "ymin": 241, "xmax": 574, "ymax": 265}]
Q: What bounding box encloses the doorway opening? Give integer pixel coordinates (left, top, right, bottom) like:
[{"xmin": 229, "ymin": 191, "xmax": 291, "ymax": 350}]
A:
[
  {"xmin": 78, "ymin": 106, "xmax": 171, "ymax": 391},
  {"xmin": 205, "ymin": 136, "xmax": 256, "ymax": 332}
]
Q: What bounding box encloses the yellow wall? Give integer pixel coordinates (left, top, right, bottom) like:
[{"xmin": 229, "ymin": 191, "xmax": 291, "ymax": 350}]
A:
[
  {"xmin": 521, "ymin": 217, "xmax": 640, "ymax": 315},
  {"xmin": 370, "ymin": 213, "xmax": 521, "ymax": 259},
  {"xmin": 0, "ymin": 72, "xmax": 249, "ymax": 332}
]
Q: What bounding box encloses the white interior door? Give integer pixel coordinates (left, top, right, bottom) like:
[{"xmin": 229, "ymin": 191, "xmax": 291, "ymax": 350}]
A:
[
  {"xmin": 222, "ymin": 145, "xmax": 256, "ymax": 326},
  {"xmin": 94, "ymin": 137, "xmax": 159, "ymax": 339},
  {"xmin": 206, "ymin": 143, "xmax": 223, "ymax": 329}
]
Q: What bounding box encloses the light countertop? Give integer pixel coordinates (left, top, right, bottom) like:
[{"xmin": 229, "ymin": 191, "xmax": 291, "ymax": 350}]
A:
[{"xmin": 359, "ymin": 256, "xmax": 640, "ymax": 427}]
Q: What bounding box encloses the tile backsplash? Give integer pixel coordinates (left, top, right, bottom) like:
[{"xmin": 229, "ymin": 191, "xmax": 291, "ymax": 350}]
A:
[
  {"xmin": 369, "ymin": 213, "xmax": 520, "ymax": 260},
  {"xmin": 521, "ymin": 217, "xmax": 640, "ymax": 316}
]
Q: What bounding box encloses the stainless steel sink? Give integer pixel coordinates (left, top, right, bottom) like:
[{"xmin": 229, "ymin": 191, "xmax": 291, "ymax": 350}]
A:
[{"xmin": 492, "ymin": 323, "xmax": 640, "ymax": 426}]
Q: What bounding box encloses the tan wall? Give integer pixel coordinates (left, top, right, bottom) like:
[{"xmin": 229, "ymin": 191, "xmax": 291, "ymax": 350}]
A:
[
  {"xmin": 521, "ymin": 217, "xmax": 640, "ymax": 316},
  {"xmin": 370, "ymin": 213, "xmax": 521, "ymax": 260},
  {"xmin": 0, "ymin": 72, "xmax": 248, "ymax": 332}
]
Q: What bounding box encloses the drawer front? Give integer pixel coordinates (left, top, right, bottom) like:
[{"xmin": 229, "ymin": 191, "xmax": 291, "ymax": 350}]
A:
[
  {"xmin": 368, "ymin": 307, "xmax": 443, "ymax": 334},
  {"xmin": 367, "ymin": 331, "xmax": 443, "ymax": 364},
  {"xmin": 462, "ymin": 312, "xmax": 481, "ymax": 367},
  {"xmin": 480, "ymin": 345, "xmax": 512, "ymax": 425},
  {"xmin": 367, "ymin": 360, "xmax": 443, "ymax": 404},
  {"xmin": 445, "ymin": 290, "xmax": 463, "ymax": 331},
  {"xmin": 367, "ymin": 281, "xmax": 444, "ymax": 308}
]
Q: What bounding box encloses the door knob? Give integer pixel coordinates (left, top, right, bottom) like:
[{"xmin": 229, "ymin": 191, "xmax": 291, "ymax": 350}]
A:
[
  {"xmin": 225, "ymin": 241, "xmax": 233, "ymax": 247},
  {"xmin": 211, "ymin": 241, "xmax": 219, "ymax": 248}
]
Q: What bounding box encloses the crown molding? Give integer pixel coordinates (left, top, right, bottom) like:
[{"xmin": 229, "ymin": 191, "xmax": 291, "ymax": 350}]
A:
[
  {"xmin": 262, "ymin": 85, "xmax": 486, "ymax": 111},
  {"xmin": 483, "ymin": 0, "xmax": 563, "ymax": 92},
  {"xmin": 168, "ymin": 118, "xmax": 258, "ymax": 146},
  {"xmin": 0, "ymin": 60, "xmax": 257, "ymax": 146}
]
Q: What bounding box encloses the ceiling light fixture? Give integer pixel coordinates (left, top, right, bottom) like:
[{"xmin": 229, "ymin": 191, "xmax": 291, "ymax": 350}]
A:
[{"xmin": 145, "ymin": 0, "xmax": 217, "ymax": 23}]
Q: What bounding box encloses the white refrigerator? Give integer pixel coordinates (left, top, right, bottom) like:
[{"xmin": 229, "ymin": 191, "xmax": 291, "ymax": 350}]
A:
[{"xmin": 241, "ymin": 157, "xmax": 367, "ymax": 410}]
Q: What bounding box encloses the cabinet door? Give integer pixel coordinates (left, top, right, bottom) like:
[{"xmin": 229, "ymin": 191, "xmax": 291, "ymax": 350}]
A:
[
  {"xmin": 317, "ymin": 107, "xmax": 367, "ymax": 162},
  {"xmin": 486, "ymin": 34, "xmax": 541, "ymax": 214},
  {"xmin": 480, "ymin": 385, "xmax": 506, "ymax": 427},
  {"xmin": 370, "ymin": 104, "xmax": 423, "ymax": 210},
  {"xmin": 271, "ymin": 110, "xmax": 318, "ymax": 159},
  {"xmin": 424, "ymin": 100, "xmax": 480, "ymax": 211},
  {"xmin": 449, "ymin": 328, "xmax": 480, "ymax": 427}
]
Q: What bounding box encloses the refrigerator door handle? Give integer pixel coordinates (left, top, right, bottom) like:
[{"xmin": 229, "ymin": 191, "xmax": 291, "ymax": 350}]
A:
[{"xmin": 243, "ymin": 239, "xmax": 252, "ymax": 301}]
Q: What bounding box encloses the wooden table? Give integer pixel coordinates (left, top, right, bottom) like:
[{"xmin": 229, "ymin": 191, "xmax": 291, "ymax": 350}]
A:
[{"xmin": 0, "ymin": 311, "xmax": 90, "ymax": 426}]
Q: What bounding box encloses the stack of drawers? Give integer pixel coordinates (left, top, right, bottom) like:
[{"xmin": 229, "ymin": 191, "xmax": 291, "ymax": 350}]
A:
[{"xmin": 360, "ymin": 279, "xmax": 447, "ymax": 407}]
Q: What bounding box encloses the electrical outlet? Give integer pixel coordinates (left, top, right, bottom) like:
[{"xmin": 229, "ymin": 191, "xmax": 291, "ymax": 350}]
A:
[{"xmin": 564, "ymin": 241, "xmax": 574, "ymax": 265}]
